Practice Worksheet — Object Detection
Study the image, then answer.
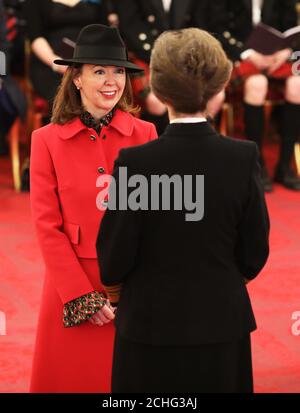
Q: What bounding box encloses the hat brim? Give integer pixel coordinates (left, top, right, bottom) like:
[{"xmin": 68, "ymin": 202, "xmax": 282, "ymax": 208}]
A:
[{"xmin": 53, "ymin": 57, "xmax": 144, "ymax": 73}]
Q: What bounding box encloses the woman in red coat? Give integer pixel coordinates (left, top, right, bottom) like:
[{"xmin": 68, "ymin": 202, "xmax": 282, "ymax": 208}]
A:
[{"xmin": 29, "ymin": 24, "xmax": 157, "ymax": 393}]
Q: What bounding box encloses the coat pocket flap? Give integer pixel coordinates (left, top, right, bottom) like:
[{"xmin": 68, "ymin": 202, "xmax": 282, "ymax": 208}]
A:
[{"xmin": 63, "ymin": 222, "xmax": 80, "ymax": 245}]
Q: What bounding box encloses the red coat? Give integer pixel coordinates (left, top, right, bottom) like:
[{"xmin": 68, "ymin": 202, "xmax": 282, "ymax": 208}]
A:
[{"xmin": 30, "ymin": 109, "xmax": 157, "ymax": 392}]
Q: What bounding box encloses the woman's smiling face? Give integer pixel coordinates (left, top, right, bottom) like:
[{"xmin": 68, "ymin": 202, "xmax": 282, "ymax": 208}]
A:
[{"xmin": 74, "ymin": 64, "xmax": 126, "ymax": 119}]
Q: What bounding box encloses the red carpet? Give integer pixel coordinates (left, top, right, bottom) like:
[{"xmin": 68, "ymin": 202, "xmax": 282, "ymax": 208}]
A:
[{"xmin": 0, "ymin": 148, "xmax": 300, "ymax": 393}]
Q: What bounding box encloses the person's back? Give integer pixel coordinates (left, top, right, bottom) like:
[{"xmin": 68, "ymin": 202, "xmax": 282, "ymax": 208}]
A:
[
  {"xmin": 102, "ymin": 120, "xmax": 269, "ymax": 345},
  {"xmin": 97, "ymin": 27, "xmax": 270, "ymax": 393}
]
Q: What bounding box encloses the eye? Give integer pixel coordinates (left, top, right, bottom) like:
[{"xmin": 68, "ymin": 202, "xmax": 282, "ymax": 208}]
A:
[
  {"xmin": 115, "ymin": 68, "xmax": 125, "ymax": 74},
  {"xmin": 95, "ymin": 69, "xmax": 105, "ymax": 75}
]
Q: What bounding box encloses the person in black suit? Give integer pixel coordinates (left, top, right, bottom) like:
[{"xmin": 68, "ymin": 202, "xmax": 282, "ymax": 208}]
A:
[
  {"xmin": 96, "ymin": 28, "xmax": 270, "ymax": 393},
  {"xmin": 113, "ymin": 0, "xmax": 225, "ymax": 133},
  {"xmin": 214, "ymin": 0, "xmax": 300, "ymax": 191}
]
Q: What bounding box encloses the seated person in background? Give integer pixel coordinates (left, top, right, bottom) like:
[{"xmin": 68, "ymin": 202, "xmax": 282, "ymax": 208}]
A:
[
  {"xmin": 4, "ymin": 0, "xmax": 27, "ymax": 77},
  {"xmin": 114, "ymin": 0, "xmax": 225, "ymax": 134},
  {"xmin": 216, "ymin": 0, "xmax": 300, "ymax": 191},
  {"xmin": 0, "ymin": 0, "xmax": 27, "ymax": 157},
  {"xmin": 22, "ymin": 0, "xmax": 108, "ymax": 117}
]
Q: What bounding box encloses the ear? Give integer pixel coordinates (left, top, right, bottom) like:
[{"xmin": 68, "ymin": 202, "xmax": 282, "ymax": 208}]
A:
[{"xmin": 73, "ymin": 73, "xmax": 82, "ymax": 90}]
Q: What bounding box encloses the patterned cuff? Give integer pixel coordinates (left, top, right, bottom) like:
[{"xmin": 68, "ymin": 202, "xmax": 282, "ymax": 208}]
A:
[{"xmin": 63, "ymin": 291, "xmax": 106, "ymax": 328}]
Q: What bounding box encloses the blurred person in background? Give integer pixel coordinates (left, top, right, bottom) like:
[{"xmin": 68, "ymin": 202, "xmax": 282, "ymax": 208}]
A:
[
  {"xmin": 0, "ymin": 0, "xmax": 27, "ymax": 157},
  {"xmin": 29, "ymin": 24, "xmax": 157, "ymax": 392},
  {"xmin": 23, "ymin": 0, "xmax": 109, "ymax": 118},
  {"xmin": 114, "ymin": 0, "xmax": 225, "ymax": 134},
  {"xmin": 4, "ymin": 0, "xmax": 27, "ymax": 76},
  {"xmin": 215, "ymin": 0, "xmax": 300, "ymax": 192}
]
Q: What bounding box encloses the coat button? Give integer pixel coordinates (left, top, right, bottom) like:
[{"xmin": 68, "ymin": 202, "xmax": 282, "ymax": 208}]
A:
[
  {"xmin": 139, "ymin": 33, "xmax": 147, "ymax": 41},
  {"xmin": 147, "ymin": 15, "xmax": 155, "ymax": 23},
  {"xmin": 102, "ymin": 134, "xmax": 107, "ymax": 140},
  {"xmin": 90, "ymin": 135, "xmax": 96, "ymax": 141},
  {"xmin": 98, "ymin": 167, "xmax": 105, "ymax": 173}
]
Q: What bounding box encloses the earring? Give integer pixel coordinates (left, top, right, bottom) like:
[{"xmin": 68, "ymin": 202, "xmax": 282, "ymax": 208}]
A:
[{"xmin": 76, "ymin": 86, "xmax": 80, "ymax": 90}]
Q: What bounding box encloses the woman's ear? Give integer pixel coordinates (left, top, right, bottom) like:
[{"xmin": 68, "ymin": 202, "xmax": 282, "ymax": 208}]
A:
[
  {"xmin": 73, "ymin": 72, "xmax": 82, "ymax": 90},
  {"xmin": 73, "ymin": 78, "xmax": 81, "ymax": 90}
]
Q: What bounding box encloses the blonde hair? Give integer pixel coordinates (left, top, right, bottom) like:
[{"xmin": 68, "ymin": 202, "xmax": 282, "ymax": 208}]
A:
[
  {"xmin": 51, "ymin": 65, "xmax": 139, "ymax": 124},
  {"xmin": 150, "ymin": 28, "xmax": 232, "ymax": 114}
]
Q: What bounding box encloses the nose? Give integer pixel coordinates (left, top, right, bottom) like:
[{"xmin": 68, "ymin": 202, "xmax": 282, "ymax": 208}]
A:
[{"xmin": 104, "ymin": 71, "xmax": 117, "ymax": 85}]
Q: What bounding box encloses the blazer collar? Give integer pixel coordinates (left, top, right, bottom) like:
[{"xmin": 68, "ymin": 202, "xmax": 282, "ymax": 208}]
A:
[
  {"xmin": 57, "ymin": 109, "xmax": 134, "ymax": 139},
  {"xmin": 161, "ymin": 121, "xmax": 217, "ymax": 139}
]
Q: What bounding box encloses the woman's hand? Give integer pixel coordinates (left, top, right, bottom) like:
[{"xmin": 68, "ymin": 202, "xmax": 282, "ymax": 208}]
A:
[{"xmin": 88, "ymin": 301, "xmax": 116, "ymax": 326}]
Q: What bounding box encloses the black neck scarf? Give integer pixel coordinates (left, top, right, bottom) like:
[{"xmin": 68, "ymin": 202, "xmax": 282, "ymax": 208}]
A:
[{"xmin": 80, "ymin": 108, "xmax": 115, "ymax": 135}]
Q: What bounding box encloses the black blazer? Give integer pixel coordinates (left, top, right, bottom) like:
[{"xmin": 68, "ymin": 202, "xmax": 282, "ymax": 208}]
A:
[
  {"xmin": 210, "ymin": 0, "xmax": 298, "ymax": 61},
  {"xmin": 114, "ymin": 0, "xmax": 212, "ymax": 63},
  {"xmin": 97, "ymin": 122, "xmax": 270, "ymax": 346}
]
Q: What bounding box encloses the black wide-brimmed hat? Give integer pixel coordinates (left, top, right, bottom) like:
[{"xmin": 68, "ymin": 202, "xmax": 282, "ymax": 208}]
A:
[{"xmin": 54, "ymin": 24, "xmax": 143, "ymax": 73}]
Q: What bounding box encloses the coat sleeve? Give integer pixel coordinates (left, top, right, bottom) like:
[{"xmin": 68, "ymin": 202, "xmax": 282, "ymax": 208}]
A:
[
  {"xmin": 96, "ymin": 149, "xmax": 142, "ymax": 291},
  {"xmin": 30, "ymin": 130, "xmax": 96, "ymax": 304},
  {"xmin": 235, "ymin": 144, "xmax": 270, "ymax": 280}
]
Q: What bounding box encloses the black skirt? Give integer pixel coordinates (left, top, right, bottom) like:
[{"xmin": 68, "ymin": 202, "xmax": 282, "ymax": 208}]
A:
[{"xmin": 112, "ymin": 333, "xmax": 253, "ymax": 393}]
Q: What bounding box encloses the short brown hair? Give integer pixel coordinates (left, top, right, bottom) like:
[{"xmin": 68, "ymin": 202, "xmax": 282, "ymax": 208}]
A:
[
  {"xmin": 150, "ymin": 28, "xmax": 232, "ymax": 114},
  {"xmin": 51, "ymin": 65, "xmax": 139, "ymax": 124}
]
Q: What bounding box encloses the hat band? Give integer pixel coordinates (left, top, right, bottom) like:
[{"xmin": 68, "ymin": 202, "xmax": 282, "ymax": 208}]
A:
[{"xmin": 74, "ymin": 46, "xmax": 127, "ymax": 61}]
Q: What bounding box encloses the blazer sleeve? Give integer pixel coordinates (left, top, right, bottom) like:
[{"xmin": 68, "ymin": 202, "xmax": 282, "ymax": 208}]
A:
[
  {"xmin": 235, "ymin": 145, "xmax": 270, "ymax": 280},
  {"xmin": 30, "ymin": 131, "xmax": 96, "ymax": 304},
  {"xmin": 96, "ymin": 149, "xmax": 142, "ymax": 289}
]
